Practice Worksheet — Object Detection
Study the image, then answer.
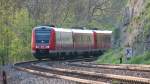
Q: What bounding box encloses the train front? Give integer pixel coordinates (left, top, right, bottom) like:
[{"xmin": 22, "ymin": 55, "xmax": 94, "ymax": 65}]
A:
[{"xmin": 31, "ymin": 26, "xmax": 52, "ymax": 59}]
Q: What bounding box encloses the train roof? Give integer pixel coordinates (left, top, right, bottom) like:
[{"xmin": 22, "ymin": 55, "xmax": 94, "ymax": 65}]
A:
[
  {"xmin": 53, "ymin": 28, "xmax": 72, "ymax": 32},
  {"xmin": 34, "ymin": 26, "xmax": 51, "ymax": 29},
  {"xmin": 72, "ymin": 29, "xmax": 93, "ymax": 33},
  {"xmin": 33, "ymin": 26, "xmax": 112, "ymax": 34},
  {"xmin": 53, "ymin": 28, "xmax": 93, "ymax": 33},
  {"xmin": 94, "ymin": 30, "xmax": 112, "ymax": 34}
]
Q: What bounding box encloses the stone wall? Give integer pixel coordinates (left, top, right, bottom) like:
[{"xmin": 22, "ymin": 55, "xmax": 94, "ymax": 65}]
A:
[{"xmin": 118, "ymin": 0, "xmax": 150, "ymax": 56}]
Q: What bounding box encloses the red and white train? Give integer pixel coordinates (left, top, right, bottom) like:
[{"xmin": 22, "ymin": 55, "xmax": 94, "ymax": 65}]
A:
[{"xmin": 31, "ymin": 26, "xmax": 112, "ymax": 60}]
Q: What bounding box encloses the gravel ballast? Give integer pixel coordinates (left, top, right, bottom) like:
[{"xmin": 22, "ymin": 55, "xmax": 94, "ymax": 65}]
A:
[{"xmin": 0, "ymin": 64, "xmax": 77, "ymax": 84}]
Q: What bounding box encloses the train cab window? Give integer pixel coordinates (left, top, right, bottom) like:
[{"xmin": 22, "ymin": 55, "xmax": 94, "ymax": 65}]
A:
[{"xmin": 35, "ymin": 30, "xmax": 50, "ymax": 43}]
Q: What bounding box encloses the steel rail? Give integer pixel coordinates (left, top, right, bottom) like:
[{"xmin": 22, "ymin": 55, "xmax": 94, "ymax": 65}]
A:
[
  {"xmin": 33, "ymin": 64, "xmax": 150, "ymax": 84},
  {"xmin": 14, "ymin": 61, "xmax": 108, "ymax": 84},
  {"xmin": 69, "ymin": 62, "xmax": 150, "ymax": 72}
]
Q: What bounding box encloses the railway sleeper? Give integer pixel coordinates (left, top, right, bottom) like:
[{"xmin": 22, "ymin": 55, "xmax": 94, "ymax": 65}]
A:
[
  {"xmin": 32, "ymin": 64, "xmax": 150, "ymax": 84},
  {"xmin": 14, "ymin": 65, "xmax": 108, "ymax": 84}
]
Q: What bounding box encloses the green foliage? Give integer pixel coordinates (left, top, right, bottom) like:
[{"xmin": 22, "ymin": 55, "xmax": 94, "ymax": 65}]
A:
[
  {"xmin": 142, "ymin": 1, "xmax": 150, "ymax": 38},
  {"xmin": 133, "ymin": 16, "xmax": 141, "ymax": 21},
  {"xmin": 61, "ymin": 12, "xmax": 76, "ymax": 27},
  {"xmin": 96, "ymin": 49, "xmax": 124, "ymax": 64},
  {"xmin": 127, "ymin": 26, "xmax": 132, "ymax": 33},
  {"xmin": 97, "ymin": 49, "xmax": 150, "ymax": 64},
  {"xmin": 86, "ymin": 20, "xmax": 114, "ymax": 30},
  {"xmin": 9, "ymin": 8, "xmax": 36, "ymax": 63},
  {"xmin": 144, "ymin": 23, "xmax": 150, "ymax": 38},
  {"xmin": 127, "ymin": 51, "xmax": 150, "ymax": 64},
  {"xmin": 145, "ymin": 0, "xmax": 150, "ymax": 9},
  {"xmin": 0, "ymin": 7, "xmax": 36, "ymax": 64},
  {"xmin": 112, "ymin": 80, "xmax": 120, "ymax": 84}
]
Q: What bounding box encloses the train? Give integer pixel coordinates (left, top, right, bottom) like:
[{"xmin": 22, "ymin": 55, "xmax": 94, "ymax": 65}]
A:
[{"xmin": 31, "ymin": 26, "xmax": 112, "ymax": 60}]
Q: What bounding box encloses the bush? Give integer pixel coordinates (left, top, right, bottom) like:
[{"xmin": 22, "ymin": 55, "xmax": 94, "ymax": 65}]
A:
[
  {"xmin": 97, "ymin": 48, "xmax": 150, "ymax": 64},
  {"xmin": 128, "ymin": 51, "xmax": 150, "ymax": 64},
  {"xmin": 96, "ymin": 49, "xmax": 123, "ymax": 64}
]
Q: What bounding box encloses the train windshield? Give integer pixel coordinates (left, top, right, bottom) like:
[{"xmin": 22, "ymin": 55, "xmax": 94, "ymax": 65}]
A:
[{"xmin": 35, "ymin": 30, "xmax": 50, "ymax": 43}]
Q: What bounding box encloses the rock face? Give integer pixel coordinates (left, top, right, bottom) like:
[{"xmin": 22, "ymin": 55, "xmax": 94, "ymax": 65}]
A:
[{"xmin": 118, "ymin": 0, "xmax": 150, "ymax": 56}]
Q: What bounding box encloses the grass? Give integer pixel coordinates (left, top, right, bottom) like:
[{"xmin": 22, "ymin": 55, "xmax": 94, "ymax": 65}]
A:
[
  {"xmin": 97, "ymin": 49, "xmax": 150, "ymax": 64},
  {"xmin": 96, "ymin": 49, "xmax": 123, "ymax": 64},
  {"xmin": 127, "ymin": 51, "xmax": 150, "ymax": 64}
]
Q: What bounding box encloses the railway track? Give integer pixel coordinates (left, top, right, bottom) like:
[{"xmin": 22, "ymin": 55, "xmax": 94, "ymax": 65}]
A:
[
  {"xmin": 65, "ymin": 62, "xmax": 150, "ymax": 78},
  {"xmin": 14, "ymin": 61, "xmax": 107, "ymax": 84},
  {"xmin": 14, "ymin": 60, "xmax": 150, "ymax": 84},
  {"xmin": 73, "ymin": 62, "xmax": 150, "ymax": 71},
  {"xmin": 33, "ymin": 63, "xmax": 150, "ymax": 84}
]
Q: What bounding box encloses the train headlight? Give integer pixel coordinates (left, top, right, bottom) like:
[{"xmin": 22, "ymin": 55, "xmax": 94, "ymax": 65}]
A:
[
  {"xmin": 36, "ymin": 46, "xmax": 39, "ymax": 48},
  {"xmin": 46, "ymin": 46, "xmax": 49, "ymax": 48}
]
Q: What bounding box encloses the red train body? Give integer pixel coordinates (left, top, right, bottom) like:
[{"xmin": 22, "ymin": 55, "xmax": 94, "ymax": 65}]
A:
[{"xmin": 31, "ymin": 26, "xmax": 112, "ymax": 60}]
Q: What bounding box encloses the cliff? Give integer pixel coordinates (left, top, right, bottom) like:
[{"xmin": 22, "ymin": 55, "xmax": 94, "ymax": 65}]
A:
[{"xmin": 118, "ymin": 0, "xmax": 150, "ymax": 56}]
